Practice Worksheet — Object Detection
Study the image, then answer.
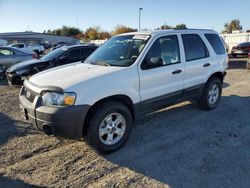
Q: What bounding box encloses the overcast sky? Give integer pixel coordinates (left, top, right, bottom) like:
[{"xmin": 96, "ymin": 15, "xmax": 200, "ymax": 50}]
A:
[{"xmin": 0, "ymin": 0, "xmax": 249, "ymax": 33}]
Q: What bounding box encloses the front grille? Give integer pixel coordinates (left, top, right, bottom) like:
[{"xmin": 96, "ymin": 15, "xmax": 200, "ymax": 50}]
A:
[{"xmin": 23, "ymin": 87, "xmax": 38, "ymax": 103}]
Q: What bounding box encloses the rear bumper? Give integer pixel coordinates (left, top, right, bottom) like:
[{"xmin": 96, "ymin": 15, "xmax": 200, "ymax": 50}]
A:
[{"xmin": 19, "ymin": 86, "xmax": 90, "ymax": 139}]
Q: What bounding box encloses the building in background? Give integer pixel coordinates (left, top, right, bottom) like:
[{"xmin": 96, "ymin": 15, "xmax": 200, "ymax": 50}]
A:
[{"xmin": 0, "ymin": 31, "xmax": 79, "ymax": 46}]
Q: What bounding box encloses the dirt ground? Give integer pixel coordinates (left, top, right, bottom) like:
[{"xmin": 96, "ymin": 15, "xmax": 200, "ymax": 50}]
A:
[{"xmin": 0, "ymin": 60, "xmax": 249, "ymax": 188}]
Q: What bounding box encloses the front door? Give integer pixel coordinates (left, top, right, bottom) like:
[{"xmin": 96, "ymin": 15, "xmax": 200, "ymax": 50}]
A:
[{"xmin": 138, "ymin": 35, "xmax": 184, "ymax": 108}]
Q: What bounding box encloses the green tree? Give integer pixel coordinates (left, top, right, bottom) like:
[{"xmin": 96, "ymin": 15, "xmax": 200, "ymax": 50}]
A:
[
  {"xmin": 44, "ymin": 26, "xmax": 82, "ymax": 36},
  {"xmin": 157, "ymin": 24, "xmax": 172, "ymax": 30},
  {"xmin": 174, "ymin": 24, "xmax": 187, "ymax": 30},
  {"xmin": 112, "ymin": 25, "xmax": 137, "ymax": 36},
  {"xmin": 222, "ymin": 19, "xmax": 242, "ymax": 33},
  {"xmin": 157, "ymin": 23, "xmax": 187, "ymax": 30}
]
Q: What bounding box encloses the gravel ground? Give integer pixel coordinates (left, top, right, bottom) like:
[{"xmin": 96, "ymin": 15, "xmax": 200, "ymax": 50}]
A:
[{"xmin": 0, "ymin": 60, "xmax": 249, "ymax": 188}]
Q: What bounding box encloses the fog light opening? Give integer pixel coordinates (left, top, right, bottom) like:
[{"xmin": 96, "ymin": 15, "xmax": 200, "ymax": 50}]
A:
[{"xmin": 43, "ymin": 124, "xmax": 53, "ymax": 136}]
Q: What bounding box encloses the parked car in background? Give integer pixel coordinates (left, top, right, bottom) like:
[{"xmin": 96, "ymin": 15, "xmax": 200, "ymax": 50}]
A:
[
  {"xmin": 0, "ymin": 46, "xmax": 37, "ymax": 71},
  {"xmin": 19, "ymin": 29, "xmax": 227, "ymax": 153},
  {"xmin": 6, "ymin": 45, "xmax": 97, "ymax": 85},
  {"xmin": 231, "ymin": 42, "xmax": 250, "ymax": 57},
  {"xmin": 0, "ymin": 39, "xmax": 8, "ymax": 46},
  {"xmin": 9, "ymin": 43, "xmax": 44, "ymax": 56}
]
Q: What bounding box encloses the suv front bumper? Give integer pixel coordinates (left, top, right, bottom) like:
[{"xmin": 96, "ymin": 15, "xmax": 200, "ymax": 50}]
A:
[{"xmin": 19, "ymin": 86, "xmax": 90, "ymax": 139}]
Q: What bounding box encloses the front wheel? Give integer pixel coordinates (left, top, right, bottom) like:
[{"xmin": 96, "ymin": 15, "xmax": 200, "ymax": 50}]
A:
[
  {"xmin": 198, "ymin": 77, "xmax": 222, "ymax": 110},
  {"xmin": 86, "ymin": 101, "xmax": 133, "ymax": 154}
]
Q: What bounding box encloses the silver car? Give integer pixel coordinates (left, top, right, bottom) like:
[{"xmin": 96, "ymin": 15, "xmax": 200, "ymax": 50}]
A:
[{"xmin": 0, "ymin": 46, "xmax": 37, "ymax": 70}]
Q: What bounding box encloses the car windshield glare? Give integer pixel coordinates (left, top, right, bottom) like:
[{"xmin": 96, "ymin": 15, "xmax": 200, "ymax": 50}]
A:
[{"xmin": 85, "ymin": 34, "xmax": 150, "ymax": 67}]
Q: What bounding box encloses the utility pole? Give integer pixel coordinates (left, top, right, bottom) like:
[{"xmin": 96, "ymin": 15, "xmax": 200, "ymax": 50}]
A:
[{"xmin": 139, "ymin": 8, "xmax": 143, "ymax": 31}]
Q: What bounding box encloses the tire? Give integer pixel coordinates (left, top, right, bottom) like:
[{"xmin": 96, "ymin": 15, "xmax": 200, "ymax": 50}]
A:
[
  {"xmin": 86, "ymin": 101, "xmax": 133, "ymax": 154},
  {"xmin": 198, "ymin": 77, "xmax": 222, "ymax": 111}
]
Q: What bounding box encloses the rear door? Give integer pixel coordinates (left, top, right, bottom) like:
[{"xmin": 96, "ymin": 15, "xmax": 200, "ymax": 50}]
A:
[{"xmin": 181, "ymin": 34, "xmax": 210, "ymax": 89}]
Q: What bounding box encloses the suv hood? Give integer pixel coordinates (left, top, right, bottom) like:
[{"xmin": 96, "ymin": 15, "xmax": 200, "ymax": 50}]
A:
[{"xmin": 29, "ymin": 62, "xmax": 124, "ymax": 90}]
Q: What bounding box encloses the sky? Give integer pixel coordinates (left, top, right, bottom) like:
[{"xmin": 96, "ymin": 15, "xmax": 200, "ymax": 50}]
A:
[{"xmin": 0, "ymin": 0, "xmax": 249, "ymax": 33}]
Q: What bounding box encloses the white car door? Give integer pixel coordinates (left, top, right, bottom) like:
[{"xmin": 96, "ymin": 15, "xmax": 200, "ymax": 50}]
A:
[
  {"xmin": 138, "ymin": 34, "xmax": 184, "ymax": 104},
  {"xmin": 181, "ymin": 34, "xmax": 210, "ymax": 89}
]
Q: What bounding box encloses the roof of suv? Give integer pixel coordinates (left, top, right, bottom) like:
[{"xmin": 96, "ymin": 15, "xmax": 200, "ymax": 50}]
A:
[{"xmin": 119, "ymin": 29, "xmax": 217, "ymax": 37}]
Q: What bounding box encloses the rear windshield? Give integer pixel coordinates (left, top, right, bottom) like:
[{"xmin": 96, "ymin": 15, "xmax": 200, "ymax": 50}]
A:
[{"xmin": 237, "ymin": 42, "xmax": 250, "ymax": 47}]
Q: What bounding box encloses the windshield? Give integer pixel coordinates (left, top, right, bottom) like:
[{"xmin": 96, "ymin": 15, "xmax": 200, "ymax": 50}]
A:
[
  {"xmin": 40, "ymin": 46, "xmax": 68, "ymax": 61},
  {"xmin": 85, "ymin": 34, "xmax": 150, "ymax": 67}
]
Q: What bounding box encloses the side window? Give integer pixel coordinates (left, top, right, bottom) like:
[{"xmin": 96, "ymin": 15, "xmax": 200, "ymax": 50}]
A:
[
  {"xmin": 142, "ymin": 35, "xmax": 180, "ymax": 69},
  {"xmin": 0, "ymin": 49, "xmax": 13, "ymax": 56},
  {"xmin": 18, "ymin": 44, "xmax": 24, "ymax": 48},
  {"xmin": 81, "ymin": 48, "xmax": 95, "ymax": 59},
  {"xmin": 205, "ymin": 34, "xmax": 226, "ymax": 55},
  {"xmin": 67, "ymin": 49, "xmax": 81, "ymax": 62},
  {"xmin": 182, "ymin": 34, "xmax": 209, "ymax": 61}
]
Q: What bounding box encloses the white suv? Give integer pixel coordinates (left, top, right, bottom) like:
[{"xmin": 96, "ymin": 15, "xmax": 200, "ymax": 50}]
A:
[{"xmin": 20, "ymin": 29, "xmax": 228, "ymax": 153}]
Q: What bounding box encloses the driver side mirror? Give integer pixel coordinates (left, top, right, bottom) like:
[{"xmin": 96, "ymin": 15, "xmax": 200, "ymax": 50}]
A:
[{"xmin": 141, "ymin": 57, "xmax": 163, "ymax": 70}]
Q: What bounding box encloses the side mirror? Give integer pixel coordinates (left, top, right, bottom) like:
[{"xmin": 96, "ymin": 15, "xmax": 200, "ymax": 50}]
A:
[
  {"xmin": 142, "ymin": 57, "xmax": 163, "ymax": 70},
  {"xmin": 150, "ymin": 57, "xmax": 163, "ymax": 65}
]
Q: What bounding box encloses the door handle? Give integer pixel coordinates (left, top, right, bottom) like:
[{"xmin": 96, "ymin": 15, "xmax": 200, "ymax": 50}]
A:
[
  {"xmin": 172, "ymin": 69, "xmax": 182, "ymax": 74},
  {"xmin": 203, "ymin": 63, "xmax": 211, "ymax": 67}
]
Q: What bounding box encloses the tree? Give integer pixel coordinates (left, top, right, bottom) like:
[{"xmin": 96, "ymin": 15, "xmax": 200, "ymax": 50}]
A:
[
  {"xmin": 84, "ymin": 26, "xmax": 101, "ymax": 40},
  {"xmin": 157, "ymin": 23, "xmax": 187, "ymax": 30},
  {"xmin": 44, "ymin": 26, "xmax": 82, "ymax": 36},
  {"xmin": 157, "ymin": 24, "xmax": 172, "ymax": 30},
  {"xmin": 222, "ymin": 19, "xmax": 242, "ymax": 33},
  {"xmin": 112, "ymin": 25, "xmax": 137, "ymax": 36},
  {"xmin": 174, "ymin": 24, "xmax": 187, "ymax": 30},
  {"xmin": 98, "ymin": 31, "xmax": 111, "ymax": 40}
]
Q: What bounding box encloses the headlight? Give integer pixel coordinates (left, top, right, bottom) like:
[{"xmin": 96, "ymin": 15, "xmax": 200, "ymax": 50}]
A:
[{"xmin": 42, "ymin": 92, "xmax": 76, "ymax": 106}]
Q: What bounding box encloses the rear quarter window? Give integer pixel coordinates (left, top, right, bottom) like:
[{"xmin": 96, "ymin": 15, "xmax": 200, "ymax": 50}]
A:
[{"xmin": 205, "ymin": 34, "xmax": 226, "ymax": 55}]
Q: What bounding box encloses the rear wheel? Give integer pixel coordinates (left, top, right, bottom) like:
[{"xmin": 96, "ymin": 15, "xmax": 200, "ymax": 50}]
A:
[
  {"xmin": 198, "ymin": 77, "xmax": 222, "ymax": 110},
  {"xmin": 86, "ymin": 101, "xmax": 133, "ymax": 153}
]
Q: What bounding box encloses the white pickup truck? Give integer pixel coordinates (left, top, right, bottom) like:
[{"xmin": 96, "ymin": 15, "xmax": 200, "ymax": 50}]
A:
[{"xmin": 9, "ymin": 43, "xmax": 44, "ymax": 56}]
